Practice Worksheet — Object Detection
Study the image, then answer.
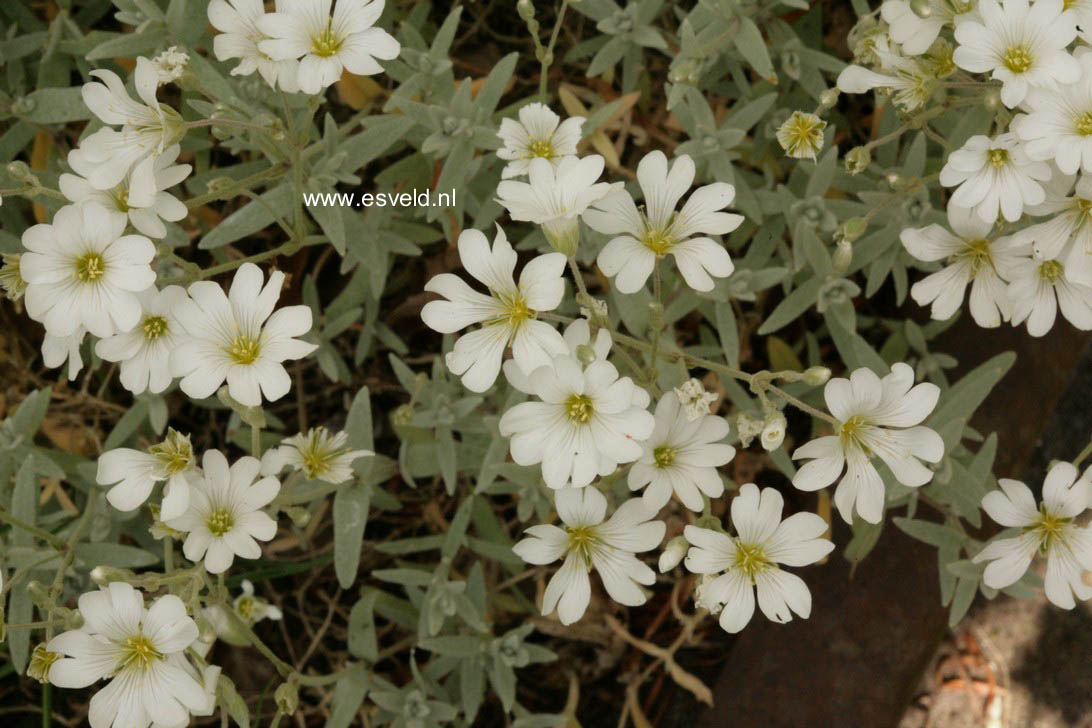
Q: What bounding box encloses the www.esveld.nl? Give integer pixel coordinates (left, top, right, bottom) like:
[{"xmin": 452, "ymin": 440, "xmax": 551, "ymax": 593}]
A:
[{"xmin": 302, "ymin": 189, "xmax": 456, "ymax": 207}]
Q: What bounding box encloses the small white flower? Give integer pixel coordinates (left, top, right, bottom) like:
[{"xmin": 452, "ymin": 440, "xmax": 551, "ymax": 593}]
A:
[
  {"xmin": 420, "ymin": 226, "xmax": 568, "ymax": 393},
  {"xmin": 1014, "ymin": 53, "xmax": 1092, "ymax": 175},
  {"xmin": 584, "ymin": 151, "xmax": 743, "ymax": 293},
  {"xmin": 901, "ymin": 201, "xmax": 1022, "ymax": 327},
  {"xmin": 262, "ymin": 427, "xmax": 373, "ymax": 483},
  {"xmin": 1011, "ymin": 173, "xmax": 1092, "ymax": 286},
  {"xmin": 151, "ymin": 46, "xmax": 190, "ymax": 85},
  {"xmin": 776, "ymin": 111, "xmax": 827, "ymax": 160},
  {"xmin": 627, "ymin": 391, "xmax": 735, "ymax": 512},
  {"xmin": 974, "ymin": 462, "xmax": 1092, "ymax": 608},
  {"xmin": 0, "ymin": 252, "xmax": 26, "ymax": 301},
  {"xmin": 208, "ymin": 0, "xmax": 301, "ymax": 92},
  {"xmin": 200, "ymin": 579, "xmax": 284, "ymax": 649},
  {"xmin": 62, "ymin": 144, "xmax": 191, "ymax": 239},
  {"xmin": 42, "ymin": 327, "xmax": 87, "ymax": 381},
  {"xmin": 95, "ymin": 286, "xmax": 190, "ymax": 395},
  {"xmin": 880, "ymin": 0, "xmax": 977, "ymax": 55},
  {"xmin": 497, "ymin": 102, "xmax": 584, "ymax": 179},
  {"xmin": 1006, "ymin": 245, "xmax": 1092, "ymax": 335},
  {"xmin": 21, "ymin": 203, "xmax": 156, "ymax": 338},
  {"xmin": 673, "ymin": 377, "xmax": 718, "ymax": 420},
  {"xmin": 683, "ymin": 483, "xmax": 834, "ymax": 633},
  {"xmin": 496, "ymin": 155, "xmax": 619, "ymax": 256},
  {"xmin": 96, "ymin": 428, "xmax": 198, "ymax": 520},
  {"xmin": 939, "ymin": 133, "xmax": 1051, "ymax": 223},
  {"xmin": 512, "ymin": 487, "xmax": 665, "ymax": 625},
  {"xmin": 46, "ymin": 582, "xmax": 206, "ymax": 728},
  {"xmin": 836, "ymin": 51, "xmax": 937, "ymax": 111},
  {"xmin": 79, "ymin": 57, "xmax": 186, "ymax": 189},
  {"xmin": 498, "ymin": 355, "xmax": 655, "ymax": 489},
  {"xmin": 258, "ymin": 0, "xmax": 401, "ymax": 95},
  {"xmin": 760, "ymin": 411, "xmax": 787, "ymax": 451},
  {"xmin": 791, "ymin": 363, "xmax": 944, "ymax": 524},
  {"xmin": 170, "ymin": 262, "xmax": 318, "ymax": 407},
  {"xmin": 166, "ymin": 449, "xmax": 281, "ymax": 574}
]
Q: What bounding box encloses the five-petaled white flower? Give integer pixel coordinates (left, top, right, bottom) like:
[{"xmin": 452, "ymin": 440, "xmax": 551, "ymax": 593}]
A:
[
  {"xmin": 583, "ymin": 151, "xmax": 743, "ymax": 293},
  {"xmin": 683, "ymin": 483, "xmax": 834, "ymax": 633},
  {"xmin": 791, "ymin": 363, "xmax": 944, "ymax": 524},
  {"xmin": 258, "ymin": 0, "xmax": 401, "ymax": 95},
  {"xmin": 499, "ymin": 354, "xmax": 655, "ymax": 489},
  {"xmin": 628, "ymin": 391, "xmax": 736, "ymax": 512},
  {"xmin": 208, "ymin": 0, "xmax": 301, "ymax": 92},
  {"xmin": 1014, "ymin": 52, "xmax": 1092, "ymax": 175},
  {"xmin": 62, "ymin": 143, "xmax": 191, "ymax": 239},
  {"xmin": 776, "ymin": 111, "xmax": 827, "ymax": 161},
  {"xmin": 952, "ymin": 0, "xmax": 1078, "ymax": 108},
  {"xmin": 95, "ymin": 286, "xmax": 190, "ymax": 395},
  {"xmin": 170, "ymin": 262, "xmax": 318, "ymax": 407},
  {"xmin": 836, "ymin": 51, "xmax": 938, "ymax": 111},
  {"xmin": 1011, "ymin": 173, "xmax": 1092, "ymax": 287},
  {"xmin": 497, "ymin": 102, "xmax": 584, "ymax": 179},
  {"xmin": 79, "ymin": 57, "xmax": 186, "ymax": 189},
  {"xmin": 512, "ymin": 487, "xmax": 665, "ymax": 625},
  {"xmin": 20, "ymin": 203, "xmax": 156, "ymax": 338},
  {"xmin": 496, "ymin": 155, "xmax": 619, "ymax": 256},
  {"xmin": 901, "ymin": 201, "xmax": 1022, "ymax": 327},
  {"xmin": 261, "ymin": 426, "xmax": 373, "ymax": 483},
  {"xmin": 166, "ymin": 449, "xmax": 281, "ymax": 574},
  {"xmin": 46, "ymin": 582, "xmax": 208, "ymax": 728},
  {"xmin": 96, "ymin": 428, "xmax": 198, "ymax": 520},
  {"xmin": 421, "ymin": 226, "xmax": 569, "ymax": 392},
  {"xmin": 974, "ymin": 462, "xmax": 1092, "ymax": 608},
  {"xmin": 1005, "ymin": 244, "xmax": 1092, "ymax": 335},
  {"xmin": 939, "ymin": 133, "xmax": 1051, "ymax": 223}
]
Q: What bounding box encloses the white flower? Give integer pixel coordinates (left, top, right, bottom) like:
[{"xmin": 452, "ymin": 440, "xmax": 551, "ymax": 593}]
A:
[
  {"xmin": 1014, "ymin": 54, "xmax": 1092, "ymax": 174},
  {"xmin": 200, "ymin": 579, "xmax": 284, "ymax": 649},
  {"xmin": 62, "ymin": 144, "xmax": 191, "ymax": 239},
  {"xmin": 170, "ymin": 262, "xmax": 318, "ymax": 407},
  {"xmin": 583, "ymin": 151, "xmax": 742, "ymax": 293},
  {"xmin": 836, "ymin": 52, "xmax": 937, "ymax": 111},
  {"xmin": 46, "ymin": 583, "xmax": 206, "ymax": 728},
  {"xmin": 1011, "ymin": 173, "xmax": 1092, "ymax": 286},
  {"xmin": 939, "ymin": 133, "xmax": 1050, "ymax": 223},
  {"xmin": 42, "ymin": 327, "xmax": 86, "ymax": 381},
  {"xmin": 683, "ymin": 483, "xmax": 834, "ymax": 633},
  {"xmin": 953, "ymin": 0, "xmax": 1078, "ymax": 107},
  {"xmin": 1006, "ymin": 245, "xmax": 1092, "ymax": 335},
  {"xmin": 900, "ymin": 201, "xmax": 1022, "ymax": 327},
  {"xmin": 627, "ymin": 391, "xmax": 735, "ymax": 512},
  {"xmin": 257, "ymin": 0, "xmax": 401, "ymax": 95},
  {"xmin": 421, "ymin": 226, "xmax": 568, "ymax": 392},
  {"xmin": 166, "ymin": 449, "xmax": 280, "ymax": 574},
  {"xmin": 511, "ymin": 487, "xmax": 665, "ymax": 625},
  {"xmin": 151, "ymin": 46, "xmax": 190, "ymax": 85},
  {"xmin": 20, "ymin": 203, "xmax": 156, "ymax": 338},
  {"xmin": 775, "ymin": 111, "xmax": 827, "ymax": 160},
  {"xmin": 673, "ymin": 378, "xmax": 719, "ymax": 420},
  {"xmin": 880, "ymin": 0, "xmax": 977, "ymax": 55},
  {"xmin": 95, "ymin": 286, "xmax": 190, "ymax": 395},
  {"xmin": 208, "ymin": 0, "xmax": 301, "ymax": 92},
  {"xmin": 498, "ymin": 355, "xmax": 655, "ymax": 489},
  {"xmin": 96, "ymin": 429, "xmax": 197, "ymax": 520},
  {"xmin": 262, "ymin": 426, "xmax": 372, "ymax": 483},
  {"xmin": 791, "ymin": 363, "xmax": 944, "ymax": 524},
  {"xmin": 496, "ymin": 155, "xmax": 619, "ymax": 256},
  {"xmin": 496, "ymin": 102, "xmax": 584, "ymax": 179},
  {"xmin": 760, "ymin": 411, "xmax": 787, "ymax": 451},
  {"xmin": 79, "ymin": 57, "xmax": 186, "ymax": 189},
  {"xmin": 973, "ymin": 462, "xmax": 1092, "ymax": 608}
]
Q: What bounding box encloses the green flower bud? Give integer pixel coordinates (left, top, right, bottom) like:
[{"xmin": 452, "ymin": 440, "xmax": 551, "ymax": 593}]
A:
[
  {"xmin": 802, "ymin": 366, "xmax": 832, "ymax": 386},
  {"xmin": 275, "ymin": 681, "xmax": 300, "ymax": 715},
  {"xmin": 844, "ymin": 146, "xmax": 871, "ymax": 175}
]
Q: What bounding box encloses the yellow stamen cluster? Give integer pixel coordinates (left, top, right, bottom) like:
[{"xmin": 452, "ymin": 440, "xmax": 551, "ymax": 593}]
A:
[
  {"xmin": 653, "ymin": 445, "xmax": 677, "ymax": 469},
  {"xmin": 838, "ymin": 415, "xmax": 870, "ymax": 454},
  {"xmin": 117, "ymin": 635, "xmax": 163, "ymax": 673},
  {"xmin": 75, "ymin": 252, "xmax": 106, "ymax": 283},
  {"xmin": 311, "ymin": 23, "xmax": 342, "ymax": 57},
  {"xmin": 566, "ymin": 525, "xmax": 600, "ymax": 567},
  {"xmin": 227, "ymin": 334, "xmax": 261, "ymax": 365},
  {"xmin": 528, "ymin": 139, "xmax": 555, "ymax": 159},
  {"xmin": 987, "ymin": 148, "xmax": 1009, "ymax": 168},
  {"xmin": 142, "ymin": 315, "xmax": 169, "ymax": 340},
  {"xmin": 952, "ymin": 238, "xmax": 994, "ymax": 275},
  {"xmin": 565, "ymin": 394, "xmax": 594, "ymax": 424},
  {"xmin": 1029, "ymin": 506, "xmax": 1072, "ymax": 555},
  {"xmin": 1001, "ymin": 45, "xmax": 1033, "ymax": 74},
  {"xmin": 1038, "ymin": 259, "xmax": 1064, "ymax": 283},
  {"xmin": 733, "ymin": 541, "xmax": 772, "ymax": 582},
  {"xmin": 206, "ymin": 507, "xmax": 234, "ymax": 536}
]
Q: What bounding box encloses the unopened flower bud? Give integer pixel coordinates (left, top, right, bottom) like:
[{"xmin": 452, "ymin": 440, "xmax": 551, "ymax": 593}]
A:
[
  {"xmin": 819, "ymin": 88, "xmax": 840, "ymax": 110},
  {"xmin": 802, "ymin": 366, "xmax": 832, "ymax": 386},
  {"xmin": 275, "ymin": 681, "xmax": 299, "ymax": 715},
  {"xmin": 659, "ymin": 536, "xmax": 689, "ymax": 572},
  {"xmin": 760, "ymin": 412, "xmax": 787, "ymax": 451},
  {"xmin": 832, "ymin": 238, "xmax": 853, "ymax": 272},
  {"xmin": 844, "ymin": 146, "xmax": 871, "ymax": 175},
  {"xmin": 837, "ymin": 216, "xmax": 868, "ymax": 244},
  {"xmin": 517, "ymin": 0, "xmax": 535, "ymax": 20},
  {"xmin": 910, "ymin": 0, "xmax": 934, "ymax": 18},
  {"xmin": 6, "ymin": 160, "xmax": 38, "ymax": 186},
  {"xmin": 575, "ymin": 343, "xmax": 597, "ymax": 366}
]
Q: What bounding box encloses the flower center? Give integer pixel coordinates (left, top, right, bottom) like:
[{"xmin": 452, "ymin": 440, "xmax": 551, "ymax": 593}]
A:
[
  {"xmin": 302, "ymin": 450, "xmax": 330, "ymax": 478},
  {"xmin": 953, "ymin": 238, "xmax": 993, "ymax": 275},
  {"xmin": 227, "ymin": 334, "xmax": 261, "ymax": 365},
  {"xmin": 643, "ymin": 228, "xmax": 674, "ymax": 256},
  {"xmin": 206, "ymin": 507, "xmax": 235, "ymax": 536},
  {"xmin": 117, "ymin": 634, "xmax": 163, "ymax": 673},
  {"xmin": 566, "ymin": 524, "xmax": 600, "ymax": 567},
  {"xmin": 528, "ymin": 139, "xmax": 555, "ymax": 159},
  {"xmin": 1076, "ymin": 112, "xmax": 1092, "ymax": 137},
  {"xmin": 1030, "ymin": 506, "xmax": 1072, "ymax": 554},
  {"xmin": 74, "ymin": 252, "xmax": 106, "ymax": 283},
  {"xmin": 987, "ymin": 148, "xmax": 1009, "ymax": 168},
  {"xmin": 494, "ymin": 291, "xmax": 533, "ymax": 329},
  {"xmin": 565, "ymin": 394, "xmax": 594, "ymax": 424},
  {"xmin": 838, "ymin": 414, "xmax": 871, "ymax": 453},
  {"xmin": 653, "ymin": 445, "xmax": 677, "ymax": 468},
  {"xmin": 1038, "ymin": 259, "xmax": 1064, "ymax": 283},
  {"xmin": 733, "ymin": 541, "xmax": 771, "ymax": 581},
  {"xmin": 311, "ymin": 23, "xmax": 342, "ymax": 57},
  {"xmin": 1001, "ymin": 45, "xmax": 1033, "ymax": 74},
  {"xmin": 142, "ymin": 315, "xmax": 168, "ymax": 340},
  {"xmin": 149, "ymin": 430, "xmax": 193, "ymax": 475},
  {"xmin": 236, "ymin": 595, "xmax": 255, "ymax": 621},
  {"xmin": 115, "ymin": 188, "xmax": 130, "ymax": 212}
]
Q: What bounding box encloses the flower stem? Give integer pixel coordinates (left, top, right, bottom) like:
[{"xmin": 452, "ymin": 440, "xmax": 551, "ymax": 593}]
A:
[
  {"xmin": 1075, "ymin": 438, "xmax": 1092, "ymax": 469},
  {"xmin": 0, "ymin": 507, "xmax": 66, "ymax": 551}
]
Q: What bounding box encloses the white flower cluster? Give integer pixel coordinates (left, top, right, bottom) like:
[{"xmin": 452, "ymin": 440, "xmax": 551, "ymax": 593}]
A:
[{"xmin": 839, "ymin": 0, "xmax": 1092, "ymax": 335}]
